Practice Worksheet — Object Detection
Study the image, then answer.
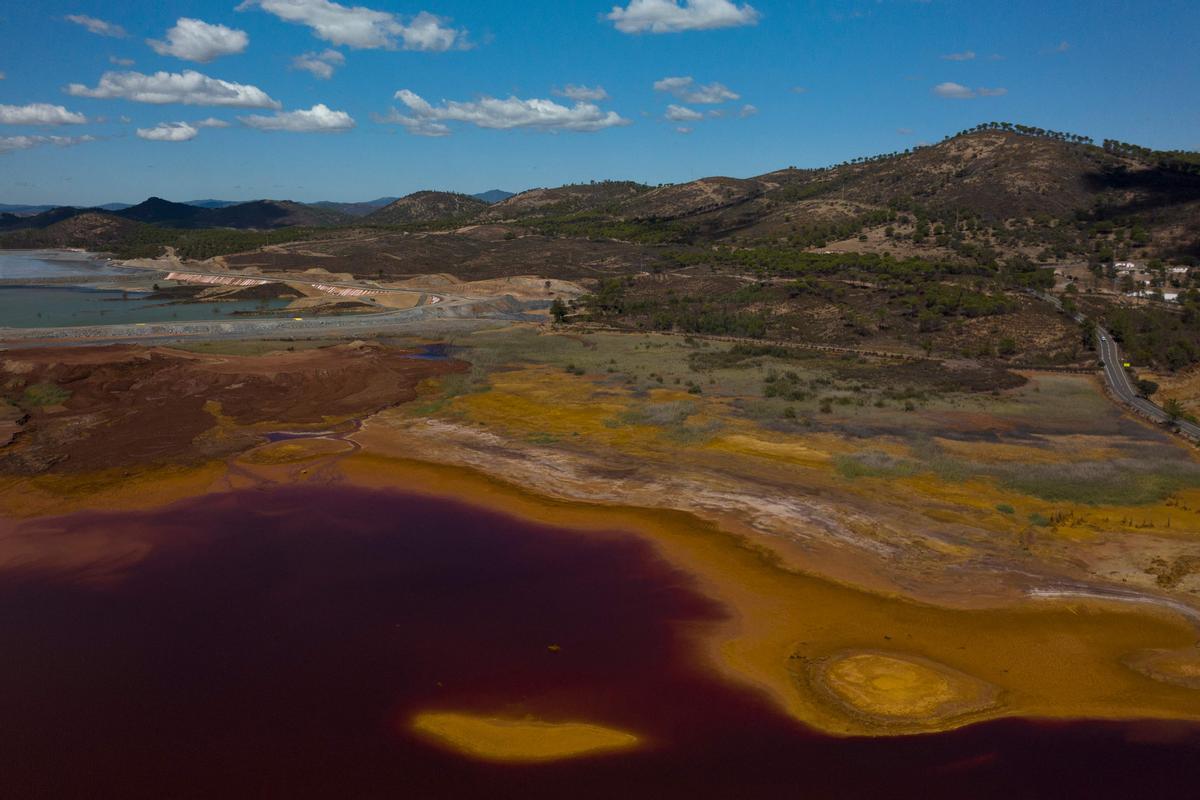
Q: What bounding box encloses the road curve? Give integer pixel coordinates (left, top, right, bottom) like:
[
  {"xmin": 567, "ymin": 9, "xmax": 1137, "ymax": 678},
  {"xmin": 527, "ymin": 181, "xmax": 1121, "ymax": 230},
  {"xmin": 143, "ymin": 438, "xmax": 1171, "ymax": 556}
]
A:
[
  {"xmin": 1096, "ymin": 329, "xmax": 1200, "ymax": 438},
  {"xmin": 1031, "ymin": 290, "xmax": 1200, "ymax": 440}
]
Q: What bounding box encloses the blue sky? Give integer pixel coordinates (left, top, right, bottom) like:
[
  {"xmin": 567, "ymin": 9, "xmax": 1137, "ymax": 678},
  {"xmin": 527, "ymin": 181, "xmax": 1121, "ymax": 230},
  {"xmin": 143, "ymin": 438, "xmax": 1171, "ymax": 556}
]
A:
[{"xmin": 1, "ymin": 0, "xmax": 1197, "ymax": 205}]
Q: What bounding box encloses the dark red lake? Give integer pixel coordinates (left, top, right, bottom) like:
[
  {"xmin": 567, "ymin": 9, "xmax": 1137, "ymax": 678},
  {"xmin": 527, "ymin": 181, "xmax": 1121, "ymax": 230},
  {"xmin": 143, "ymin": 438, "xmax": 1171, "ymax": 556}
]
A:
[{"xmin": 0, "ymin": 485, "xmax": 1197, "ymax": 798}]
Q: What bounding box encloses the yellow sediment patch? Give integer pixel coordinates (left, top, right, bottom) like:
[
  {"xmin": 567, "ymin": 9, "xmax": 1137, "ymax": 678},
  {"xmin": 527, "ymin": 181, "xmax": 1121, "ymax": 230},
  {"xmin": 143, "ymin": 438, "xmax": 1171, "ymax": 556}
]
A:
[
  {"xmin": 706, "ymin": 433, "xmax": 831, "ymax": 468},
  {"xmin": 1125, "ymin": 647, "xmax": 1200, "ymax": 689},
  {"xmin": 435, "ymin": 362, "xmax": 1200, "ymax": 546},
  {"xmin": 410, "ymin": 712, "xmax": 640, "ymax": 762},
  {"xmin": 337, "ymin": 452, "xmax": 1200, "ymax": 737},
  {"xmin": 0, "ymin": 461, "xmax": 228, "ymax": 519},
  {"xmin": 813, "ymin": 651, "xmax": 997, "ymax": 731},
  {"xmin": 931, "ymin": 436, "xmax": 1118, "ymax": 465},
  {"xmin": 453, "ymin": 368, "xmax": 631, "ymax": 443}
]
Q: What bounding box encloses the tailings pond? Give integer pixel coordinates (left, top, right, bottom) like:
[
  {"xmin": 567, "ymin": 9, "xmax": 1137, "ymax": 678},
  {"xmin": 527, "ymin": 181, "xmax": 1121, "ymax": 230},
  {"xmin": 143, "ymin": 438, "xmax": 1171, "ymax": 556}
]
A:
[{"xmin": 1, "ymin": 485, "xmax": 1198, "ymax": 799}]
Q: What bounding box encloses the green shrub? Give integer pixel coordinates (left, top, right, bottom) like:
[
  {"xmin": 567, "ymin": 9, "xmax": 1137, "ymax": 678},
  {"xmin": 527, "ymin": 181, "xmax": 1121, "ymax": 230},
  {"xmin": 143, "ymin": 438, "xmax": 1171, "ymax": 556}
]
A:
[{"xmin": 22, "ymin": 382, "xmax": 70, "ymax": 407}]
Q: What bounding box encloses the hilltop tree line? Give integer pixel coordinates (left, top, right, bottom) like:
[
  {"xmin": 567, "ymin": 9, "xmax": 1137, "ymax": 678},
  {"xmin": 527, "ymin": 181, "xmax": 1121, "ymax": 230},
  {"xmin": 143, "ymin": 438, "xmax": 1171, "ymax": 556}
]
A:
[
  {"xmin": 959, "ymin": 122, "xmax": 1095, "ymax": 145},
  {"xmin": 952, "ymin": 121, "xmax": 1200, "ymax": 175},
  {"xmin": 1100, "ymin": 140, "xmax": 1200, "ymax": 175},
  {"xmin": 802, "ymin": 121, "xmax": 1198, "ymax": 180}
]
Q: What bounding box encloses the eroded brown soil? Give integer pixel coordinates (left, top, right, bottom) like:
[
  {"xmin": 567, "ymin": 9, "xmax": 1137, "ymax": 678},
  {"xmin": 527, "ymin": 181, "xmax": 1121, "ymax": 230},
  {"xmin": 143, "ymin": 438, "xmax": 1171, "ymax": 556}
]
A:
[{"xmin": 0, "ymin": 342, "xmax": 464, "ymax": 473}]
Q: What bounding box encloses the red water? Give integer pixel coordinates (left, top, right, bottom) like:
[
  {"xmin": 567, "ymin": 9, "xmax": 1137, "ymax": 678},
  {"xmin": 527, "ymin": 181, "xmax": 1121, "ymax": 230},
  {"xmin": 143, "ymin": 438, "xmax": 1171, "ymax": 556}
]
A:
[{"xmin": 1, "ymin": 486, "xmax": 1197, "ymax": 799}]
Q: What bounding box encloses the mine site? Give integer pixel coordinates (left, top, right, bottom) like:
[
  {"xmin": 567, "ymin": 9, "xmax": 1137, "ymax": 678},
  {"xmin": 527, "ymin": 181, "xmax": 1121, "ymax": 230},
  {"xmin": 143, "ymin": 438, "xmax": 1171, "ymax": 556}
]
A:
[{"xmin": 3, "ymin": 2, "xmax": 1200, "ymax": 798}]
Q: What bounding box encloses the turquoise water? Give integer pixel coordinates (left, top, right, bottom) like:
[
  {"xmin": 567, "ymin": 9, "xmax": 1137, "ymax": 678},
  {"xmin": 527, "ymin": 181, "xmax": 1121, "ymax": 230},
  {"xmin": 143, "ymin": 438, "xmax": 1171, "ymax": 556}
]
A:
[{"xmin": 0, "ymin": 285, "xmax": 290, "ymax": 328}]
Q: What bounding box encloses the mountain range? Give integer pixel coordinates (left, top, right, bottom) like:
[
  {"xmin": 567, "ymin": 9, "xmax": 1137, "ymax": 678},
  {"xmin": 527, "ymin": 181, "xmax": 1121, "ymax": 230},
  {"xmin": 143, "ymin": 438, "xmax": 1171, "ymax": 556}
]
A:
[
  {"xmin": 0, "ymin": 190, "xmax": 517, "ymax": 223},
  {"xmin": 2, "ymin": 126, "xmax": 1197, "ymax": 266}
]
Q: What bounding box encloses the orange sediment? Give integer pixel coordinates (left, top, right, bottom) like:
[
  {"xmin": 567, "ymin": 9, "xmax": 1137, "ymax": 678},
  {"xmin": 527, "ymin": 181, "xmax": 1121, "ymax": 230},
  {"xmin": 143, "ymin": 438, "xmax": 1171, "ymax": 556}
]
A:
[
  {"xmin": 5, "ymin": 430, "xmax": 1200, "ymax": 738},
  {"xmin": 410, "ymin": 712, "xmax": 641, "ymax": 762},
  {"xmin": 337, "ymin": 451, "xmax": 1200, "ymax": 737}
]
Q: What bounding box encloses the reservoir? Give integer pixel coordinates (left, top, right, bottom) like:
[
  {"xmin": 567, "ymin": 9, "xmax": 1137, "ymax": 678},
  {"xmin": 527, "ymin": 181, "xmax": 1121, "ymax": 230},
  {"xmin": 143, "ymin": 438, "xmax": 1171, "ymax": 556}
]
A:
[
  {"xmin": 0, "ymin": 250, "xmax": 291, "ymax": 327},
  {"xmin": 0, "ymin": 249, "xmax": 129, "ymax": 280},
  {"xmin": 0, "ymin": 485, "xmax": 1197, "ymax": 799},
  {"xmin": 0, "ymin": 285, "xmax": 291, "ymax": 327}
]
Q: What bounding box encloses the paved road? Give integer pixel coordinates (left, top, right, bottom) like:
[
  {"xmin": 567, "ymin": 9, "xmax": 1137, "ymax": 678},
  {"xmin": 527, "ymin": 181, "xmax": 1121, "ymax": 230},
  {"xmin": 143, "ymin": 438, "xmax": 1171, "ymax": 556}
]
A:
[
  {"xmin": 1096, "ymin": 330, "xmax": 1200, "ymax": 438},
  {"xmin": 1032, "ymin": 290, "xmax": 1200, "ymax": 440}
]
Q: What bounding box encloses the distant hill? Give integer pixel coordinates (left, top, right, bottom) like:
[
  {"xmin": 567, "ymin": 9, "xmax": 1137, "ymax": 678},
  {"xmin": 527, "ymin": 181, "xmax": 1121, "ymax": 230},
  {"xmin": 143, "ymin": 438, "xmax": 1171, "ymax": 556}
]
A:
[
  {"xmin": 0, "ymin": 204, "xmax": 58, "ymax": 216},
  {"xmin": 310, "ymin": 197, "xmax": 398, "ymax": 217},
  {"xmin": 472, "ymin": 189, "xmax": 515, "ymax": 204},
  {"xmin": 1, "ymin": 202, "xmax": 130, "ymax": 215},
  {"xmin": 201, "ymin": 200, "xmax": 350, "ymax": 229},
  {"xmin": 0, "ymin": 196, "xmax": 352, "ymax": 233},
  {"xmin": 184, "ymin": 199, "xmax": 242, "ymax": 209},
  {"xmin": 480, "ymin": 181, "xmax": 650, "ymax": 220},
  {"xmin": 0, "ymin": 206, "xmax": 93, "ymax": 231},
  {"xmin": 0, "ymin": 212, "xmax": 145, "ymax": 250},
  {"xmin": 364, "ymin": 191, "xmax": 489, "ymax": 225},
  {"xmin": 117, "ymin": 197, "xmax": 208, "ymax": 227},
  {"xmin": 618, "ymin": 177, "xmax": 766, "ymax": 221},
  {"xmin": 3, "ymin": 124, "xmax": 1198, "ymax": 264}
]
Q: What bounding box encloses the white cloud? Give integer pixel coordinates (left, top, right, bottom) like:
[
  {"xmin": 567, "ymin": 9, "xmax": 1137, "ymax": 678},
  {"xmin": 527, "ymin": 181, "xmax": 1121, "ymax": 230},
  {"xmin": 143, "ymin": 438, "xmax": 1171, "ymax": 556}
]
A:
[
  {"xmin": 195, "ymin": 117, "xmax": 231, "ymax": 127},
  {"xmin": 291, "ymin": 49, "xmax": 345, "ymax": 79},
  {"xmin": 136, "ymin": 122, "xmax": 199, "ymax": 142},
  {"xmin": 148, "ymin": 18, "xmax": 250, "ymax": 63},
  {"xmin": 941, "ymin": 50, "xmax": 975, "ymax": 61},
  {"xmin": 0, "ymin": 135, "xmax": 95, "ymax": 155},
  {"xmin": 553, "ymin": 84, "xmax": 609, "ymax": 102},
  {"xmin": 932, "ymin": 81, "xmax": 975, "ymax": 99},
  {"xmin": 383, "ymin": 89, "xmax": 631, "ymax": 135},
  {"xmin": 1051, "ymin": 40, "xmax": 1070, "ymax": 53},
  {"xmin": 109, "ymin": 55, "xmax": 136, "ymax": 66},
  {"xmin": 739, "ymin": 103, "xmax": 758, "ymax": 117},
  {"xmin": 791, "ymin": 86, "xmax": 809, "ymax": 94},
  {"xmin": 373, "ymin": 108, "xmax": 450, "ymax": 137},
  {"xmin": 653, "ymin": 75, "xmax": 738, "ymax": 104},
  {"xmin": 0, "ymin": 103, "xmax": 88, "ymax": 126},
  {"xmin": 237, "ymin": 0, "xmax": 468, "ymax": 51},
  {"xmin": 66, "ymin": 14, "xmax": 127, "ymax": 38},
  {"xmin": 239, "ymin": 103, "xmax": 355, "ymax": 132},
  {"xmin": 607, "ymin": 0, "xmax": 760, "ymax": 34},
  {"xmin": 675, "ymin": 126, "xmax": 692, "ymax": 134},
  {"xmin": 665, "ymin": 104, "xmax": 702, "ymax": 122},
  {"xmin": 399, "ymin": 10, "xmax": 464, "ymax": 51},
  {"xmin": 932, "ymin": 82, "xmax": 1007, "ymax": 99},
  {"xmin": 67, "ymin": 70, "xmax": 281, "ymax": 108},
  {"xmin": 0, "ymin": 73, "xmax": 6, "ymax": 80}
]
